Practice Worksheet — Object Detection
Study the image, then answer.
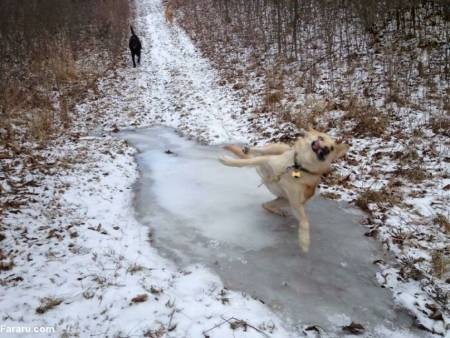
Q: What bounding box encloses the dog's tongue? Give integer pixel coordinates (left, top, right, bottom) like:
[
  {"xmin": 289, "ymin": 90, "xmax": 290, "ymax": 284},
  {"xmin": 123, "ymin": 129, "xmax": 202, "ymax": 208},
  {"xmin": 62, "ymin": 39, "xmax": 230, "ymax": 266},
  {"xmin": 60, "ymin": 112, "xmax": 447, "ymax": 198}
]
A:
[{"xmin": 312, "ymin": 140, "xmax": 322, "ymax": 152}]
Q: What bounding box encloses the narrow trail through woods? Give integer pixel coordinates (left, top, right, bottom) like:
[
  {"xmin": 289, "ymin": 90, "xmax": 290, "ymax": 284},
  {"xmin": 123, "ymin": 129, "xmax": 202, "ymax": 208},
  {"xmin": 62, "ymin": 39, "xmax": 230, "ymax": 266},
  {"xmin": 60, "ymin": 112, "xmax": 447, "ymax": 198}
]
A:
[{"xmin": 126, "ymin": 0, "xmax": 250, "ymax": 144}]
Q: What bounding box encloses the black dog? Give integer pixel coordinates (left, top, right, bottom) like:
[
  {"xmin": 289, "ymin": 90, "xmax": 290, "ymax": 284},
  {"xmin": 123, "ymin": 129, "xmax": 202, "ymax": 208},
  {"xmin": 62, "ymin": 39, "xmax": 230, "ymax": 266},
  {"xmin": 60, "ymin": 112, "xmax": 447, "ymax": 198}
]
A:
[{"xmin": 129, "ymin": 26, "xmax": 142, "ymax": 68}]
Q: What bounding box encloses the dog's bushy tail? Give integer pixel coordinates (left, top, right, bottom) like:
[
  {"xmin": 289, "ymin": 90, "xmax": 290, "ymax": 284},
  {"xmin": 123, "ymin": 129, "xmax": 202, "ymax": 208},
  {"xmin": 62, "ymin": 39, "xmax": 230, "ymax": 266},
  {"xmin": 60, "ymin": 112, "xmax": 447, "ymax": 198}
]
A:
[{"xmin": 130, "ymin": 25, "xmax": 135, "ymax": 35}]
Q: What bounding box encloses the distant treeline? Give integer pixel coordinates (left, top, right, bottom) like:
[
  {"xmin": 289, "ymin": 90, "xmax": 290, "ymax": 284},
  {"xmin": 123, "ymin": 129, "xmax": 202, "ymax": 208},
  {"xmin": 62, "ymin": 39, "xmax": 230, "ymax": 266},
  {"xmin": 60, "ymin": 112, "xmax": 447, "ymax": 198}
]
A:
[
  {"xmin": 174, "ymin": 0, "xmax": 449, "ymax": 118},
  {"xmin": 176, "ymin": 0, "xmax": 449, "ymax": 61}
]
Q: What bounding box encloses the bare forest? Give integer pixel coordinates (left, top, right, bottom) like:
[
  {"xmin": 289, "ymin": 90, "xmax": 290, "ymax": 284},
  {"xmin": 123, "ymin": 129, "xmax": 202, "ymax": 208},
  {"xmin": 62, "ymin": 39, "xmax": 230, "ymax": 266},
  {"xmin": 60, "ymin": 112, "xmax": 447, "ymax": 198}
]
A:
[
  {"xmin": 0, "ymin": 0, "xmax": 130, "ymax": 146},
  {"xmin": 174, "ymin": 0, "xmax": 449, "ymax": 137}
]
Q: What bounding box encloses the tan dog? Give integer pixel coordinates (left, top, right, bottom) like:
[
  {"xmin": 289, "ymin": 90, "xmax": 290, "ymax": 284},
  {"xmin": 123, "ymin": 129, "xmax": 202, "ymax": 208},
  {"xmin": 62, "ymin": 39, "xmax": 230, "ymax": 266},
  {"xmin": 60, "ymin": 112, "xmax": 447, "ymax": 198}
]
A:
[{"xmin": 219, "ymin": 128, "xmax": 349, "ymax": 253}]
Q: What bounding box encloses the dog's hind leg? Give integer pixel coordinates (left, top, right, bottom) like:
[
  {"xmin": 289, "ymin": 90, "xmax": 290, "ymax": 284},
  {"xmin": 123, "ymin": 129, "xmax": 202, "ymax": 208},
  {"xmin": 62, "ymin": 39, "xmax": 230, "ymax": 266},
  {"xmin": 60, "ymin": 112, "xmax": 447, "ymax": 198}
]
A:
[
  {"xmin": 137, "ymin": 51, "xmax": 141, "ymax": 65},
  {"xmin": 262, "ymin": 197, "xmax": 289, "ymax": 217},
  {"xmin": 131, "ymin": 53, "xmax": 136, "ymax": 68},
  {"xmin": 219, "ymin": 155, "xmax": 271, "ymax": 167}
]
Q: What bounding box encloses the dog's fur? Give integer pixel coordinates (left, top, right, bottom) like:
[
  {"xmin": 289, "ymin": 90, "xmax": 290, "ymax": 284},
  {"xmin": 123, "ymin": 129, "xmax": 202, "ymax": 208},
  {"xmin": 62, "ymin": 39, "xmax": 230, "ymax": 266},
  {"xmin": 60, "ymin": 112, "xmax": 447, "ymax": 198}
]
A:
[
  {"xmin": 219, "ymin": 128, "xmax": 349, "ymax": 253},
  {"xmin": 129, "ymin": 26, "xmax": 142, "ymax": 68}
]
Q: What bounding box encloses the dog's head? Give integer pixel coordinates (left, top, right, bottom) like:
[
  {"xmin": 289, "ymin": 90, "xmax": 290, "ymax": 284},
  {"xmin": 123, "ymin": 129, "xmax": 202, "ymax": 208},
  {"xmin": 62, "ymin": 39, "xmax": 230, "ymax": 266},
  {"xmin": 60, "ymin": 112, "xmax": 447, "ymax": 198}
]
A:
[{"xmin": 294, "ymin": 127, "xmax": 349, "ymax": 174}]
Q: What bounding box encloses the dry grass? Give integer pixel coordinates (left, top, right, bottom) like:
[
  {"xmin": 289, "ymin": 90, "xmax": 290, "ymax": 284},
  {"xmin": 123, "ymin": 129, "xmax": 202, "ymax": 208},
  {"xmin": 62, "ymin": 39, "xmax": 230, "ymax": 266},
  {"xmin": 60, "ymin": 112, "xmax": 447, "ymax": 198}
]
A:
[
  {"xmin": 144, "ymin": 326, "xmax": 166, "ymax": 338},
  {"xmin": 36, "ymin": 297, "xmax": 63, "ymax": 314},
  {"xmin": 127, "ymin": 263, "xmax": 144, "ymax": 274},
  {"xmin": 433, "ymin": 214, "xmax": 450, "ymax": 233},
  {"xmin": 294, "ymin": 110, "xmax": 321, "ymax": 130},
  {"xmin": 385, "ymin": 79, "xmax": 409, "ymax": 106},
  {"xmin": 429, "ymin": 115, "xmax": 450, "ymax": 137},
  {"xmin": 321, "ymin": 191, "xmax": 341, "ymax": 200},
  {"xmin": 0, "ymin": 0, "xmax": 130, "ymax": 146},
  {"xmin": 355, "ymin": 188, "xmax": 401, "ymax": 212},
  {"xmin": 431, "ymin": 250, "xmax": 449, "ymax": 279},
  {"xmin": 0, "ymin": 260, "xmax": 14, "ymax": 271},
  {"xmin": 399, "ymin": 257, "xmax": 425, "ymax": 281},
  {"xmin": 291, "ymin": 96, "xmax": 335, "ymax": 129},
  {"xmin": 263, "ymin": 67, "xmax": 284, "ymax": 108},
  {"xmin": 343, "ymin": 99, "xmax": 390, "ymax": 137},
  {"xmin": 29, "ymin": 110, "xmax": 55, "ymax": 142},
  {"xmin": 264, "ymin": 89, "xmax": 283, "ymax": 106},
  {"xmin": 395, "ymin": 165, "xmax": 430, "ymax": 183}
]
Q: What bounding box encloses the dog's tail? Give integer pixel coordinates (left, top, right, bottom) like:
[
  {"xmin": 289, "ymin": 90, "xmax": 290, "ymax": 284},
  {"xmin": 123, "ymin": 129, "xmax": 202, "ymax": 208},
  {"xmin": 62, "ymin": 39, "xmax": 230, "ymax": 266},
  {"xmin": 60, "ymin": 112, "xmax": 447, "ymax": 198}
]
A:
[
  {"xmin": 223, "ymin": 145, "xmax": 251, "ymax": 159},
  {"xmin": 130, "ymin": 25, "xmax": 135, "ymax": 35}
]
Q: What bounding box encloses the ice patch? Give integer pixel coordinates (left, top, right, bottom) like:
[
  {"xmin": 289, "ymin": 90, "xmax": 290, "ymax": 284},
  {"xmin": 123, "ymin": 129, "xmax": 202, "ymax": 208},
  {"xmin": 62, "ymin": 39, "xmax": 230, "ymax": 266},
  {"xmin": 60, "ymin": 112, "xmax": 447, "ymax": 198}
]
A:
[{"xmin": 122, "ymin": 127, "xmax": 432, "ymax": 337}]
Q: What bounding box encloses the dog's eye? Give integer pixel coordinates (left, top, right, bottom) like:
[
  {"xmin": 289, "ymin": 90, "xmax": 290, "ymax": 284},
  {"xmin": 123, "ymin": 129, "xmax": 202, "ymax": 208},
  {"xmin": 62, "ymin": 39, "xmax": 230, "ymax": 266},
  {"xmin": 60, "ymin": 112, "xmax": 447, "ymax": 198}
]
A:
[{"xmin": 331, "ymin": 146, "xmax": 334, "ymax": 151}]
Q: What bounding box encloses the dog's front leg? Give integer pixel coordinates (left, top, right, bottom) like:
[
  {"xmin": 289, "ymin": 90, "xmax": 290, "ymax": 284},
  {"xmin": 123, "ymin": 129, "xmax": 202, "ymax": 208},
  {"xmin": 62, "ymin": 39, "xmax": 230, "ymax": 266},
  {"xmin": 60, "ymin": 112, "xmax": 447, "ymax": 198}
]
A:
[
  {"xmin": 287, "ymin": 191, "xmax": 310, "ymax": 253},
  {"xmin": 296, "ymin": 204, "xmax": 310, "ymax": 253}
]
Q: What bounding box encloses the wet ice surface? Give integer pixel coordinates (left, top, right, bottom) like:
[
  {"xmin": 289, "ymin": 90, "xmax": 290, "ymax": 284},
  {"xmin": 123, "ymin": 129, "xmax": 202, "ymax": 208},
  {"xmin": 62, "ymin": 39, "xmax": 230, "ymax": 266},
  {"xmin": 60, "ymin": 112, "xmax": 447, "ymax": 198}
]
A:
[{"xmin": 123, "ymin": 127, "xmax": 424, "ymax": 336}]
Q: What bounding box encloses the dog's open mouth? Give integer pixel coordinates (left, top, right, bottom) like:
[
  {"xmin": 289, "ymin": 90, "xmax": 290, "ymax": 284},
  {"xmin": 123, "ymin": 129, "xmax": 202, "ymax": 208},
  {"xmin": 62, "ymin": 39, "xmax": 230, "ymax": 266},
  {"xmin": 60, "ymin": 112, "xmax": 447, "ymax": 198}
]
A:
[{"xmin": 311, "ymin": 139, "xmax": 330, "ymax": 161}]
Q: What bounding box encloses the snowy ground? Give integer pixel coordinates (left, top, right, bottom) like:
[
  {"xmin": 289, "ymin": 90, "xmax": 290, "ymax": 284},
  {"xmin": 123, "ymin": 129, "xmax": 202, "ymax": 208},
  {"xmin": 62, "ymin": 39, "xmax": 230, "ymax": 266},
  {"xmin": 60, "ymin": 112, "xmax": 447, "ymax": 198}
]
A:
[{"xmin": 0, "ymin": 0, "xmax": 448, "ymax": 337}]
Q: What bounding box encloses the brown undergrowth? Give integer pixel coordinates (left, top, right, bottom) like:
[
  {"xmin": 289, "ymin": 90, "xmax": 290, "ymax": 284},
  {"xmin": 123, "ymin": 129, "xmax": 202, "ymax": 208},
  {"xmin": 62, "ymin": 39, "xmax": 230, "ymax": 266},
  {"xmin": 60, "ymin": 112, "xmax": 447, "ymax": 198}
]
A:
[{"xmin": 0, "ymin": 0, "xmax": 131, "ymax": 147}]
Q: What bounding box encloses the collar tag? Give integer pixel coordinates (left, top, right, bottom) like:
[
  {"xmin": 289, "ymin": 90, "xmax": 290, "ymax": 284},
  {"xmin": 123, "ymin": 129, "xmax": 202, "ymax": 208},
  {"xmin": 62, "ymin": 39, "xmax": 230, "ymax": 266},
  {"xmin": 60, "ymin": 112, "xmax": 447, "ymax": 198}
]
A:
[{"xmin": 292, "ymin": 170, "xmax": 302, "ymax": 178}]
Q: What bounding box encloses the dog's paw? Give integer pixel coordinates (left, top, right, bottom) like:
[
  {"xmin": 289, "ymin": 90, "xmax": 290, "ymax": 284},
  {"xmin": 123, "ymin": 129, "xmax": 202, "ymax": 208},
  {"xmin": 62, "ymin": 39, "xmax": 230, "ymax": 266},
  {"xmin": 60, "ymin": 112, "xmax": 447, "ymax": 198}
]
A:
[
  {"xmin": 299, "ymin": 230, "xmax": 310, "ymax": 253},
  {"xmin": 262, "ymin": 203, "xmax": 289, "ymax": 217},
  {"xmin": 300, "ymin": 242, "xmax": 310, "ymax": 253},
  {"xmin": 223, "ymin": 145, "xmax": 236, "ymax": 152}
]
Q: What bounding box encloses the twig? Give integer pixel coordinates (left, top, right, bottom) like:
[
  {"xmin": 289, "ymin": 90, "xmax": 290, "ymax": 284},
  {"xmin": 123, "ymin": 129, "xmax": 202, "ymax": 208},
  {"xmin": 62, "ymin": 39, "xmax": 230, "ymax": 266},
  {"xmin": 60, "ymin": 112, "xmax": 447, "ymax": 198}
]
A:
[
  {"xmin": 202, "ymin": 316, "xmax": 270, "ymax": 338},
  {"xmin": 167, "ymin": 308, "xmax": 176, "ymax": 331}
]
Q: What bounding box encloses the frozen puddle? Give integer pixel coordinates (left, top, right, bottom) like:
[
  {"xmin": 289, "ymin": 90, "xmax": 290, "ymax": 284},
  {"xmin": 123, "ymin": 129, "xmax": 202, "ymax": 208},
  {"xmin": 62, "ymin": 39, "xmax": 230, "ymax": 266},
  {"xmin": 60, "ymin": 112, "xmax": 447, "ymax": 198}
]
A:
[{"xmin": 122, "ymin": 127, "xmax": 421, "ymax": 336}]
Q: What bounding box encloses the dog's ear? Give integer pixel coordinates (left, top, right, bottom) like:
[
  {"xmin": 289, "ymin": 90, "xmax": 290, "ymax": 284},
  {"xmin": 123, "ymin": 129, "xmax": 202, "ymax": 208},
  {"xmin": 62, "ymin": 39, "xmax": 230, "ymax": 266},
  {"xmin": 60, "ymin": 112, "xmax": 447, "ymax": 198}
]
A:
[
  {"xmin": 307, "ymin": 125, "xmax": 321, "ymax": 135},
  {"xmin": 335, "ymin": 143, "xmax": 350, "ymax": 158}
]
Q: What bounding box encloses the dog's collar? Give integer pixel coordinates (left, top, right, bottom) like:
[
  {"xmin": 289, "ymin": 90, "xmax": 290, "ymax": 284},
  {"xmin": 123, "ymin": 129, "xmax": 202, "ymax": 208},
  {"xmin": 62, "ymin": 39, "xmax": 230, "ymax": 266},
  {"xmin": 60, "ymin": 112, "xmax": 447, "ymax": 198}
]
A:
[
  {"xmin": 290, "ymin": 151, "xmax": 320, "ymax": 176},
  {"xmin": 259, "ymin": 151, "xmax": 320, "ymax": 185}
]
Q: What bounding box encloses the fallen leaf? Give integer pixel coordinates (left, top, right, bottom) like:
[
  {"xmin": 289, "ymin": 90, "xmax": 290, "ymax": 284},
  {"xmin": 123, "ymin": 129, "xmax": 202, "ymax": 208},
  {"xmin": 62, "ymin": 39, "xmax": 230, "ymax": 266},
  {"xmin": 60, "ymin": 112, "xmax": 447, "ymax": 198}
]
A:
[
  {"xmin": 131, "ymin": 294, "xmax": 148, "ymax": 303},
  {"xmin": 342, "ymin": 322, "xmax": 365, "ymax": 335}
]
